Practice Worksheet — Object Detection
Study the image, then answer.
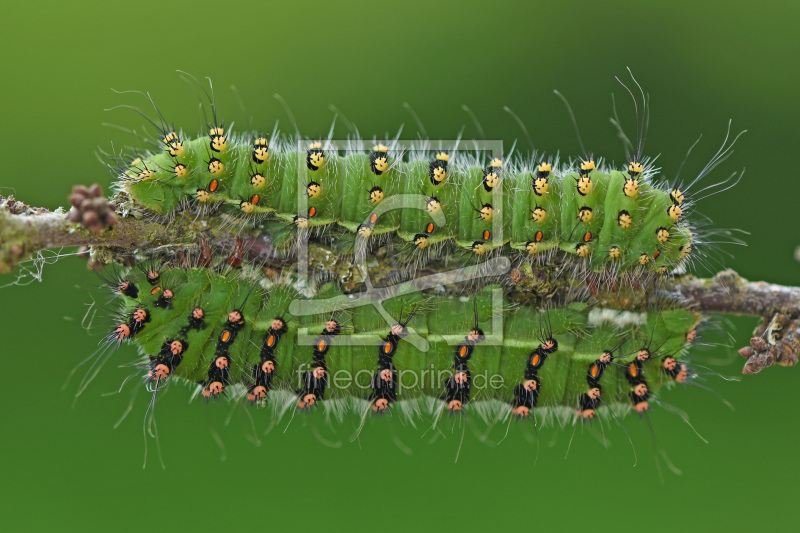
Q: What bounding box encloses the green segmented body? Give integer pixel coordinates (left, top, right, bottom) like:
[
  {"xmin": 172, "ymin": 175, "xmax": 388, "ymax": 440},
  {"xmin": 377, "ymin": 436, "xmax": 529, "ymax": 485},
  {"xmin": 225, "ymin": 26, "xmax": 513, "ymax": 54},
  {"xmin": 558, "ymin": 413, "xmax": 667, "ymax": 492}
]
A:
[
  {"xmin": 112, "ymin": 266, "xmax": 700, "ymax": 411},
  {"xmin": 121, "ymin": 132, "xmax": 690, "ymax": 274}
]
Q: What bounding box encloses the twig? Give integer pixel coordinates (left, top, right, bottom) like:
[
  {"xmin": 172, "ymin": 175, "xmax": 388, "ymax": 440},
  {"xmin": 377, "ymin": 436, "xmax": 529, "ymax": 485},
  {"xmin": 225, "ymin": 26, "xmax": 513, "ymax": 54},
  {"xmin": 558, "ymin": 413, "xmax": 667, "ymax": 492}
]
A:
[{"xmin": 2, "ymin": 195, "xmax": 798, "ymax": 374}]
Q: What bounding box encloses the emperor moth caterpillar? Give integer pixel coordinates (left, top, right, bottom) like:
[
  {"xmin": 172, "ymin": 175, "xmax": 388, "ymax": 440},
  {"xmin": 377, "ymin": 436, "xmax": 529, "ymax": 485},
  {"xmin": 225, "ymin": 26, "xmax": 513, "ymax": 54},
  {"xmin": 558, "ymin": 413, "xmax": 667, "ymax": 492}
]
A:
[
  {"xmin": 77, "ymin": 258, "xmax": 702, "ymax": 426},
  {"xmin": 113, "ymin": 77, "xmax": 740, "ymax": 279}
]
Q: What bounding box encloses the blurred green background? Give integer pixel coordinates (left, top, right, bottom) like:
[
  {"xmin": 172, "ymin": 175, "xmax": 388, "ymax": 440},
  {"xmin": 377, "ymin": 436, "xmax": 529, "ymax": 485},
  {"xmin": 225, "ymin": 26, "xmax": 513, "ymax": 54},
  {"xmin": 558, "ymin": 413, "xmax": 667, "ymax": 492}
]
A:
[{"xmin": 1, "ymin": 0, "xmax": 799, "ymax": 530}]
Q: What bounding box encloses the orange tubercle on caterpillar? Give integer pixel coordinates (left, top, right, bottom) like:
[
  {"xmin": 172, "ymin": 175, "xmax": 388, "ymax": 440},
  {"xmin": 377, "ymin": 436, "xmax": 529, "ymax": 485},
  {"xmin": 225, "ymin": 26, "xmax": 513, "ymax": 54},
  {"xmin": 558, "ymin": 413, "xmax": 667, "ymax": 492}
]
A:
[
  {"xmin": 372, "ymin": 398, "xmax": 390, "ymax": 412},
  {"xmin": 247, "ymin": 385, "xmax": 268, "ymax": 402}
]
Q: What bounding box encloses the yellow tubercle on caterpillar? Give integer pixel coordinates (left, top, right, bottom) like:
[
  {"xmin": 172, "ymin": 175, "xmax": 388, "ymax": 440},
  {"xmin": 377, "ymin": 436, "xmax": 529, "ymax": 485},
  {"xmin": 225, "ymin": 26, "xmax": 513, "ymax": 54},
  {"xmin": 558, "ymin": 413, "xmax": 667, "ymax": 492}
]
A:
[
  {"xmin": 209, "ymin": 127, "xmax": 227, "ymax": 152},
  {"xmin": 250, "ymin": 172, "xmax": 266, "ymax": 189},
  {"xmin": 164, "ymin": 132, "xmax": 186, "ymax": 158},
  {"xmin": 357, "ymin": 224, "xmax": 373, "ymax": 238},
  {"xmin": 208, "ymin": 158, "xmax": 224, "ymax": 175},
  {"xmin": 239, "ymin": 194, "xmax": 260, "ymax": 214},
  {"xmin": 578, "ymin": 207, "xmax": 593, "ymax": 223},
  {"xmin": 252, "ymin": 137, "xmax": 269, "ymax": 163},
  {"xmin": 307, "ymin": 142, "xmax": 325, "ymax": 171},
  {"xmin": 531, "ymin": 206, "xmax": 547, "ymax": 223},
  {"xmin": 472, "ymin": 241, "xmax": 486, "ymax": 255},
  {"xmin": 668, "ymin": 205, "xmax": 683, "ymax": 221},
  {"xmin": 576, "ymin": 175, "xmax": 593, "ymax": 195},
  {"xmin": 195, "ymin": 189, "xmax": 211, "ymax": 203},
  {"xmin": 426, "ymin": 197, "xmax": 442, "ymax": 215},
  {"xmin": 372, "ymin": 158, "xmax": 388, "ymax": 172},
  {"xmin": 533, "ymin": 176, "xmax": 550, "ymax": 196},
  {"xmin": 430, "ymin": 155, "xmax": 448, "ymax": 184},
  {"xmin": 490, "ymin": 158, "xmax": 502, "ymax": 168},
  {"xmin": 370, "ymin": 145, "xmax": 389, "ymax": 175},
  {"xmin": 679, "ymin": 244, "xmax": 692, "ymax": 259},
  {"xmin": 618, "ymin": 210, "xmax": 632, "ymax": 229},
  {"xmin": 306, "ymin": 181, "xmax": 322, "ymax": 199},
  {"xmin": 609, "ymin": 246, "xmax": 621, "ymax": 259},
  {"xmin": 624, "ymin": 178, "xmax": 640, "ymax": 197},
  {"xmin": 627, "ymin": 161, "xmax": 643, "ymax": 177},
  {"xmin": 580, "ymin": 160, "xmax": 596, "ymax": 173},
  {"xmin": 575, "ymin": 242, "xmax": 591, "ymax": 257},
  {"xmin": 294, "ymin": 215, "xmax": 309, "ymax": 228},
  {"xmin": 526, "ymin": 241, "xmax": 539, "ymax": 254},
  {"xmin": 479, "ymin": 204, "xmax": 493, "ymax": 221},
  {"xmin": 656, "ymin": 227, "xmax": 670, "ymax": 243},
  {"xmin": 537, "ymin": 162, "xmax": 552, "ymax": 176},
  {"xmin": 483, "ymin": 167, "xmax": 501, "ymax": 190},
  {"xmin": 369, "ymin": 186, "xmax": 384, "ymax": 204},
  {"xmin": 638, "ymin": 253, "xmax": 651, "ymax": 265},
  {"xmin": 173, "ymin": 164, "xmax": 188, "ymax": 179},
  {"xmin": 670, "ymin": 189, "xmax": 684, "ymax": 205},
  {"xmin": 414, "ymin": 234, "xmax": 429, "ymax": 249},
  {"xmin": 138, "ymin": 169, "xmax": 155, "ymax": 181}
]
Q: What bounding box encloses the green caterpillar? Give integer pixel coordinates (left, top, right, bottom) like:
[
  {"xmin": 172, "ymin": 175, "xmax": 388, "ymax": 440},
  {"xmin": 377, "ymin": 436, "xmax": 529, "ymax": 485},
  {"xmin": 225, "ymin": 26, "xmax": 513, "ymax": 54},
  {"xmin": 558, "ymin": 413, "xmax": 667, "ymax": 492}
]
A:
[
  {"xmin": 115, "ymin": 88, "xmax": 722, "ymax": 277},
  {"xmin": 122, "ymin": 134, "xmax": 690, "ymax": 274},
  {"xmin": 84, "ymin": 260, "xmax": 701, "ymax": 421}
]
